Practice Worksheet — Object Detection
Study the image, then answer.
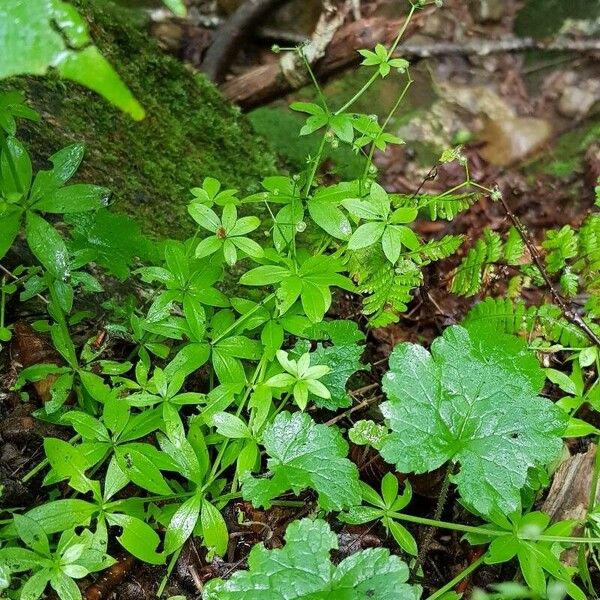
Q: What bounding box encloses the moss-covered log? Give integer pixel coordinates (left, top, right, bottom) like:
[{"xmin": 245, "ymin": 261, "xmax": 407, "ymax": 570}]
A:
[{"xmin": 1, "ymin": 0, "xmax": 276, "ymax": 239}]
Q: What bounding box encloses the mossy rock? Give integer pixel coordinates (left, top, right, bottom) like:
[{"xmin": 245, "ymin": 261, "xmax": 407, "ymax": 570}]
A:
[{"xmin": 1, "ymin": 0, "xmax": 276, "ymax": 239}]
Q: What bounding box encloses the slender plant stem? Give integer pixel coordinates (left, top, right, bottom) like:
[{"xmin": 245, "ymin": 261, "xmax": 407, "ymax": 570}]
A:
[
  {"xmin": 211, "ymin": 293, "xmax": 275, "ymax": 345},
  {"xmin": 22, "ymin": 434, "xmax": 81, "ymax": 482},
  {"xmin": 416, "ymin": 462, "xmax": 453, "ymax": 569},
  {"xmin": 426, "ymin": 554, "xmax": 487, "ymax": 600},
  {"xmin": 334, "ymin": 4, "xmax": 417, "ymax": 116},
  {"xmin": 389, "ymin": 510, "xmax": 600, "ymax": 544}
]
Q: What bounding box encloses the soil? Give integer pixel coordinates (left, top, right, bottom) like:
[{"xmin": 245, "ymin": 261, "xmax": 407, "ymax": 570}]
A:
[{"xmin": 2, "ymin": 0, "xmax": 600, "ymax": 597}]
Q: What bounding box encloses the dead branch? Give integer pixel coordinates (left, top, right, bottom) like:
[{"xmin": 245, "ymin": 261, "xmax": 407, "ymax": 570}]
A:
[
  {"xmin": 200, "ymin": 0, "xmax": 293, "ymax": 83},
  {"xmin": 220, "ymin": 21, "xmax": 600, "ymax": 110},
  {"xmin": 220, "ymin": 10, "xmax": 431, "ymax": 109}
]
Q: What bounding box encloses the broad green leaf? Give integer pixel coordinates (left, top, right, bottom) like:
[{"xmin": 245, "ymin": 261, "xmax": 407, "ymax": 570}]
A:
[
  {"xmin": 35, "ymin": 184, "xmax": 110, "ymax": 213},
  {"xmin": 0, "ymin": 207, "xmax": 22, "ymax": 259},
  {"xmin": 308, "ymin": 199, "xmax": 352, "ymax": 240},
  {"xmin": 162, "ymin": 0, "xmax": 187, "ymax": 16},
  {"xmin": 0, "ymin": 1, "xmax": 144, "ymax": 119},
  {"xmin": 240, "ymin": 265, "xmax": 289, "ymax": 286},
  {"xmin": 164, "ymin": 491, "xmax": 202, "ymax": 555},
  {"xmin": 1, "ymin": 500, "xmax": 96, "ymax": 537},
  {"xmin": 106, "ymin": 514, "xmax": 164, "ymax": 564},
  {"xmin": 13, "ymin": 515, "xmax": 50, "ymax": 556},
  {"xmin": 0, "ymin": 547, "xmax": 40, "ymax": 572},
  {"xmin": 50, "ymin": 571, "xmax": 81, "ymax": 600},
  {"xmin": 201, "ymin": 499, "xmax": 229, "ymax": 557},
  {"xmin": 115, "ymin": 446, "xmax": 172, "ymax": 495},
  {"xmin": 43, "ymin": 438, "xmax": 91, "ymax": 493},
  {"xmin": 348, "ymin": 222, "xmax": 386, "ymax": 250},
  {"xmin": 204, "ymin": 518, "xmax": 421, "ymax": 600},
  {"xmin": 211, "ymin": 412, "xmax": 251, "ymax": 439},
  {"xmin": 241, "ymin": 411, "xmax": 360, "ymax": 511},
  {"xmin": 20, "ymin": 569, "xmax": 49, "ymax": 600},
  {"xmin": 1, "ymin": 135, "xmax": 31, "ymax": 196},
  {"xmin": 25, "ymin": 212, "xmax": 70, "ymax": 280},
  {"xmin": 307, "ymin": 340, "xmax": 367, "ymax": 410},
  {"xmin": 379, "ymin": 325, "xmax": 567, "ymax": 516}
]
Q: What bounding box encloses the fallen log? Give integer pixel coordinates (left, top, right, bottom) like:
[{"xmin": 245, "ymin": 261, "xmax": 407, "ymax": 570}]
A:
[{"xmin": 220, "ymin": 10, "xmax": 431, "ymax": 110}]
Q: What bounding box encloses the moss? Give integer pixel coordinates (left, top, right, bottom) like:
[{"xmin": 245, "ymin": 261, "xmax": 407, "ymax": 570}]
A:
[{"xmin": 1, "ymin": 0, "xmax": 276, "ymax": 239}]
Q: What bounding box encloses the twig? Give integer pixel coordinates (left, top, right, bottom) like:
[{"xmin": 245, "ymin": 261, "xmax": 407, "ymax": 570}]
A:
[
  {"xmin": 325, "ymin": 393, "xmax": 382, "ymax": 426},
  {"xmin": 395, "ymin": 36, "xmax": 600, "ymax": 58},
  {"xmin": 496, "ymin": 192, "xmax": 600, "ymax": 347},
  {"xmin": 200, "ymin": 0, "xmax": 293, "ymax": 82}
]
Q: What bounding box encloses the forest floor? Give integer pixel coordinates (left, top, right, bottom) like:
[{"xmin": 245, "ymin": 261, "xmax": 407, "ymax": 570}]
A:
[{"xmin": 2, "ymin": 0, "xmax": 600, "ymax": 597}]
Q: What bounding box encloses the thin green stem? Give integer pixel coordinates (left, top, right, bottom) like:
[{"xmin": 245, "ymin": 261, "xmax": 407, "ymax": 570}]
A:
[
  {"xmin": 304, "ymin": 134, "xmax": 327, "ymax": 197},
  {"xmin": 335, "ymin": 72, "xmax": 380, "ymax": 116},
  {"xmin": 157, "ymin": 547, "xmax": 182, "ymax": 597},
  {"xmin": 426, "ymin": 554, "xmax": 487, "ymax": 600},
  {"xmin": 361, "ymin": 71, "xmax": 414, "ymax": 184},
  {"xmin": 22, "ymin": 434, "xmax": 81, "ymax": 482},
  {"xmin": 335, "ymin": 4, "xmax": 416, "ymax": 116},
  {"xmin": 389, "ymin": 511, "xmax": 600, "ymax": 544},
  {"xmin": 212, "ymin": 293, "xmax": 275, "ymax": 345}
]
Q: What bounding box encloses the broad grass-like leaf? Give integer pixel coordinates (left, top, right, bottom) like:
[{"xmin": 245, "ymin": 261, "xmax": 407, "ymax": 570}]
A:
[{"xmin": 380, "ymin": 325, "xmax": 567, "ymax": 516}]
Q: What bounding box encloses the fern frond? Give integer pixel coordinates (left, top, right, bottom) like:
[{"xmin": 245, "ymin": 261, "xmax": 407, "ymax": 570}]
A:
[
  {"xmin": 414, "ymin": 234, "xmax": 464, "ymax": 264},
  {"xmin": 576, "ymin": 214, "xmax": 600, "ymax": 289},
  {"xmin": 463, "ymin": 297, "xmax": 595, "ymax": 347},
  {"xmin": 395, "ymin": 193, "xmax": 480, "ymax": 221},
  {"xmin": 359, "ymin": 259, "xmax": 422, "ymax": 326},
  {"xmin": 504, "ymin": 226, "xmax": 526, "ymax": 265},
  {"xmin": 542, "ymin": 225, "xmax": 577, "ymax": 274},
  {"xmin": 450, "ymin": 238, "xmax": 488, "ymax": 297}
]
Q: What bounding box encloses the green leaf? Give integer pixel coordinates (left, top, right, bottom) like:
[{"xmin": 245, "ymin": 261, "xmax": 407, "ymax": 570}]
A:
[
  {"xmin": 4, "ymin": 500, "xmax": 96, "ymax": 536},
  {"xmin": 1, "ymin": 135, "xmax": 32, "ymax": 196},
  {"xmin": 188, "ymin": 202, "xmax": 221, "ymax": 232},
  {"xmin": 0, "ymin": 2, "xmax": 144, "ymax": 118},
  {"xmin": 162, "ymin": 0, "xmax": 187, "ymax": 16},
  {"xmin": 380, "ymin": 325, "xmax": 567, "ymax": 516},
  {"xmin": 241, "ymin": 411, "xmax": 360, "ymax": 511},
  {"xmin": 14, "ymin": 514, "xmax": 50, "ymax": 555},
  {"xmin": 211, "ymin": 412, "xmax": 251, "ymax": 439},
  {"xmin": 240, "ymin": 265, "xmax": 290, "ymax": 286},
  {"xmin": 308, "ymin": 199, "xmax": 352, "ymax": 240},
  {"xmin": 201, "ymin": 499, "xmax": 229, "ymax": 557},
  {"xmin": 115, "ymin": 446, "xmax": 172, "ymax": 495},
  {"xmin": 25, "ymin": 212, "xmax": 70, "ymax": 280},
  {"xmin": 164, "ymin": 491, "xmax": 202, "ymax": 555},
  {"xmin": 204, "ymin": 518, "xmax": 421, "ymax": 600},
  {"xmin": 50, "ymin": 571, "xmax": 81, "ymax": 600},
  {"xmin": 306, "ymin": 340, "xmax": 367, "ymax": 410},
  {"xmin": 57, "ymin": 46, "xmax": 145, "ymax": 120},
  {"xmin": 107, "ymin": 513, "xmax": 164, "ymax": 564},
  {"xmin": 348, "ymin": 222, "xmax": 386, "ymax": 250},
  {"xmin": 387, "ymin": 519, "xmax": 418, "ymax": 556},
  {"xmin": 44, "ymin": 438, "xmax": 91, "ymax": 493},
  {"xmin": 35, "ymin": 184, "xmax": 110, "ymax": 213},
  {"xmin": 20, "ymin": 569, "xmax": 49, "ymax": 600},
  {"xmin": 0, "ymin": 207, "xmax": 21, "ymax": 259}
]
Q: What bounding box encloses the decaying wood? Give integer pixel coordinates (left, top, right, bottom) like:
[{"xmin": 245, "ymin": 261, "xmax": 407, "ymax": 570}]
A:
[
  {"xmin": 221, "ymin": 15, "xmax": 600, "ymax": 110},
  {"xmin": 200, "ymin": 0, "xmax": 293, "ymax": 83},
  {"xmin": 13, "ymin": 322, "xmax": 63, "ymax": 404},
  {"xmin": 221, "ymin": 10, "xmax": 431, "ymax": 109},
  {"xmin": 542, "ymin": 445, "xmax": 599, "ymax": 565},
  {"xmin": 279, "ymin": 0, "xmax": 351, "ymax": 89},
  {"xmin": 84, "ymin": 554, "xmax": 136, "ymax": 600}
]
